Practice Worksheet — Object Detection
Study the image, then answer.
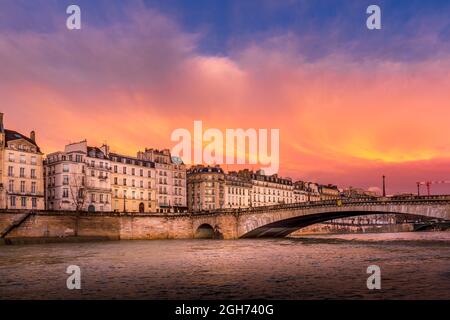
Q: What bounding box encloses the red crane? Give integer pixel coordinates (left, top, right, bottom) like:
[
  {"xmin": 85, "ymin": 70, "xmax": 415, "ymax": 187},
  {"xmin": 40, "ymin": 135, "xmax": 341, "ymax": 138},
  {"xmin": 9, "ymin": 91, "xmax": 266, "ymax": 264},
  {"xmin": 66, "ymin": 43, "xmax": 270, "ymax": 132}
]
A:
[{"xmin": 416, "ymin": 180, "xmax": 450, "ymax": 196}]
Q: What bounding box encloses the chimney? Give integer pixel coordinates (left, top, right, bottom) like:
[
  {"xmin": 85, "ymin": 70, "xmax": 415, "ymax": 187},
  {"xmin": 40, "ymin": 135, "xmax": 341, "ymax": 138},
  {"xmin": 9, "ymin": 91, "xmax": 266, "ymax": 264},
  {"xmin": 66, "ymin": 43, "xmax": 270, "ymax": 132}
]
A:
[
  {"xmin": 0, "ymin": 112, "xmax": 4, "ymax": 132},
  {"xmin": 30, "ymin": 130, "xmax": 36, "ymax": 142}
]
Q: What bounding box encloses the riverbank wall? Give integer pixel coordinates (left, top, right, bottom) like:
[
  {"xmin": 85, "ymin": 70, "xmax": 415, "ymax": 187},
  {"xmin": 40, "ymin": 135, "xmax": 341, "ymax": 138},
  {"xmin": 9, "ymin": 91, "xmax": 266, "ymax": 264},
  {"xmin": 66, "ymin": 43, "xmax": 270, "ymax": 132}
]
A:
[
  {"xmin": 0, "ymin": 211, "xmax": 195, "ymax": 243},
  {"xmin": 1, "ymin": 210, "xmax": 445, "ymax": 244}
]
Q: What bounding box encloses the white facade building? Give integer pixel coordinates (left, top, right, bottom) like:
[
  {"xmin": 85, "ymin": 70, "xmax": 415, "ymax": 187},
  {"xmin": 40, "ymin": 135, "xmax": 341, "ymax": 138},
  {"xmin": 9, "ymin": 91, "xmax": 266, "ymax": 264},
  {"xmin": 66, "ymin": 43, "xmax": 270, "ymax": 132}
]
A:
[{"xmin": 45, "ymin": 141, "xmax": 111, "ymax": 212}]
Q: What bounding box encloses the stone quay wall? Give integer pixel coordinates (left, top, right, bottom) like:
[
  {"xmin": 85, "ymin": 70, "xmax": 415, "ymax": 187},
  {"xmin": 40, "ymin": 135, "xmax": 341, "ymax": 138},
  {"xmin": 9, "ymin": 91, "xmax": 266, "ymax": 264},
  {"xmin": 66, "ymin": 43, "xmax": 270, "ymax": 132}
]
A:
[{"xmin": 0, "ymin": 211, "xmax": 195, "ymax": 241}]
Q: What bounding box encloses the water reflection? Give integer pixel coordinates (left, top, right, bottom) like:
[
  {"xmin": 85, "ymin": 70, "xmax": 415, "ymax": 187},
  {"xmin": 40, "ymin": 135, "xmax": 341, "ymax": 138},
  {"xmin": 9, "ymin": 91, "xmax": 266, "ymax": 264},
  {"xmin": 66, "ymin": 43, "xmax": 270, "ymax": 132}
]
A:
[{"xmin": 0, "ymin": 232, "xmax": 449, "ymax": 299}]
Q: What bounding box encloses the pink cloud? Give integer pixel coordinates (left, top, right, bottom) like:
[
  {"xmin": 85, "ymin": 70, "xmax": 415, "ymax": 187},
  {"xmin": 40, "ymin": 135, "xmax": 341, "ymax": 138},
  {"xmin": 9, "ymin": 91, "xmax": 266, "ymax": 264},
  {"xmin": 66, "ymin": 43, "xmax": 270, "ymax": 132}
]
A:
[{"xmin": 1, "ymin": 5, "xmax": 450, "ymax": 194}]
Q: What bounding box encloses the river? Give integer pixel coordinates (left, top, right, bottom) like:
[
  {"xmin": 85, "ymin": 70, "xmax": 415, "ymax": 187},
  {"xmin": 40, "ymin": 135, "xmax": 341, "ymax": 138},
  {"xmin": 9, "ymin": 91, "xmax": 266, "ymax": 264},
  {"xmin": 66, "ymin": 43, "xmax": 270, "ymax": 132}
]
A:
[{"xmin": 0, "ymin": 232, "xmax": 449, "ymax": 299}]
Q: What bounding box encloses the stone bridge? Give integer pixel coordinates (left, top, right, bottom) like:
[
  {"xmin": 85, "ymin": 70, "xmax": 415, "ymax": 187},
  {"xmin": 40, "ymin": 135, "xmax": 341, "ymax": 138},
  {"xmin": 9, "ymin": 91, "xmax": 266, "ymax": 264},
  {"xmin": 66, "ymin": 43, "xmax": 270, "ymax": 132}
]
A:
[
  {"xmin": 191, "ymin": 196, "xmax": 450, "ymax": 239},
  {"xmin": 1, "ymin": 196, "xmax": 450, "ymax": 242}
]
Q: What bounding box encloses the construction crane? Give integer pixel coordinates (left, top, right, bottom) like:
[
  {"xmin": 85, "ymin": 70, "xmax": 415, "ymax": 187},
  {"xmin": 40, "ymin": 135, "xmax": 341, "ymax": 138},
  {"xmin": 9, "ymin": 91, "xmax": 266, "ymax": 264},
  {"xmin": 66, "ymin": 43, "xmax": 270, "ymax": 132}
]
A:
[{"xmin": 416, "ymin": 180, "xmax": 450, "ymax": 196}]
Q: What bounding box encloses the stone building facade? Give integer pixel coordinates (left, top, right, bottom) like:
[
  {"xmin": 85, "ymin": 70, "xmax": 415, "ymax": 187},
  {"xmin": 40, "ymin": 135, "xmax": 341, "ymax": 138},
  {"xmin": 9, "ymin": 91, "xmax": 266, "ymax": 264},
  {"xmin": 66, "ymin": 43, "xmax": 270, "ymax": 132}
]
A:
[
  {"xmin": 137, "ymin": 148, "xmax": 187, "ymax": 213},
  {"xmin": 45, "ymin": 141, "xmax": 111, "ymax": 212},
  {"xmin": 0, "ymin": 113, "xmax": 45, "ymax": 210},
  {"xmin": 237, "ymin": 169, "xmax": 294, "ymax": 207},
  {"xmin": 187, "ymin": 166, "xmax": 296, "ymax": 211},
  {"xmin": 224, "ymin": 172, "xmax": 252, "ymax": 209},
  {"xmin": 110, "ymin": 152, "xmax": 156, "ymax": 213},
  {"xmin": 187, "ymin": 165, "xmax": 225, "ymax": 211}
]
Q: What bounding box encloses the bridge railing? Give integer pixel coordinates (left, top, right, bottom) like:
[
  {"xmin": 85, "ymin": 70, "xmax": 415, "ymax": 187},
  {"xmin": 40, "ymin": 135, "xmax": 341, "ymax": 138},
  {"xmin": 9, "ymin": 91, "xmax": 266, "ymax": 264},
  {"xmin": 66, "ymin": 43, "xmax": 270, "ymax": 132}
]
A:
[{"xmin": 191, "ymin": 195, "xmax": 450, "ymax": 216}]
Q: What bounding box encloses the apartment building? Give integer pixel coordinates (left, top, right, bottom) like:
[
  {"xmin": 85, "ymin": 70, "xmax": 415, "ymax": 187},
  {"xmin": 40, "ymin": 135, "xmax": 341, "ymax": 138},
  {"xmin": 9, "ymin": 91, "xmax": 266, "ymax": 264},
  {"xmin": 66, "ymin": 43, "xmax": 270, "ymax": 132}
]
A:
[
  {"xmin": 187, "ymin": 166, "xmax": 297, "ymax": 211},
  {"xmin": 187, "ymin": 165, "xmax": 225, "ymax": 211},
  {"xmin": 237, "ymin": 169, "xmax": 294, "ymax": 207},
  {"xmin": 0, "ymin": 113, "xmax": 45, "ymax": 210},
  {"xmin": 110, "ymin": 152, "xmax": 156, "ymax": 213},
  {"xmin": 319, "ymin": 184, "xmax": 340, "ymax": 200},
  {"xmin": 137, "ymin": 148, "xmax": 187, "ymax": 213},
  {"xmin": 224, "ymin": 172, "xmax": 252, "ymax": 209},
  {"xmin": 45, "ymin": 141, "xmax": 111, "ymax": 212}
]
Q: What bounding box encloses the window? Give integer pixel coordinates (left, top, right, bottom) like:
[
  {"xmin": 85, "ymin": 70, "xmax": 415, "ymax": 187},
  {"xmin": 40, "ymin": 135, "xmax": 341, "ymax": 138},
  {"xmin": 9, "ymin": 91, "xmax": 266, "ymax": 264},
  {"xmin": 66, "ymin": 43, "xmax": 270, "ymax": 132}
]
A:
[
  {"xmin": 140, "ymin": 180, "xmax": 143, "ymax": 188},
  {"xmin": 123, "ymin": 167, "xmax": 127, "ymax": 174},
  {"xmin": 8, "ymin": 153, "xmax": 14, "ymax": 162},
  {"xmin": 132, "ymin": 179, "xmax": 135, "ymax": 187},
  {"xmin": 63, "ymin": 188, "xmax": 69, "ymax": 198},
  {"xmin": 132, "ymin": 191, "xmax": 136, "ymax": 199},
  {"xmin": 63, "ymin": 164, "xmax": 69, "ymax": 172},
  {"xmin": 63, "ymin": 175, "xmax": 69, "ymax": 185},
  {"xmin": 123, "ymin": 178, "xmax": 127, "ymax": 186},
  {"xmin": 20, "ymin": 167, "xmax": 25, "ymax": 178},
  {"xmin": 114, "ymin": 165, "xmax": 118, "ymax": 173},
  {"xmin": 76, "ymin": 155, "xmax": 82, "ymax": 162},
  {"xmin": 10, "ymin": 196, "xmax": 16, "ymax": 207},
  {"xmin": 8, "ymin": 180, "xmax": 14, "ymax": 193},
  {"xmin": 114, "ymin": 189, "xmax": 118, "ymax": 197},
  {"xmin": 21, "ymin": 197, "xmax": 26, "ymax": 207},
  {"xmin": 20, "ymin": 181, "xmax": 25, "ymax": 193},
  {"xmin": 31, "ymin": 156, "xmax": 37, "ymax": 165},
  {"xmin": 20, "ymin": 154, "xmax": 26, "ymax": 163},
  {"xmin": 91, "ymin": 170, "xmax": 95, "ymax": 177},
  {"xmin": 114, "ymin": 177, "xmax": 118, "ymax": 185},
  {"xmin": 8, "ymin": 166, "xmax": 13, "ymax": 177},
  {"xmin": 99, "ymin": 162, "xmax": 104, "ymax": 168},
  {"xmin": 32, "ymin": 197, "xmax": 37, "ymax": 208},
  {"xmin": 132, "ymin": 168, "xmax": 135, "ymax": 176},
  {"xmin": 140, "ymin": 169, "xmax": 143, "ymax": 177},
  {"xmin": 100, "ymin": 194, "xmax": 104, "ymax": 203}
]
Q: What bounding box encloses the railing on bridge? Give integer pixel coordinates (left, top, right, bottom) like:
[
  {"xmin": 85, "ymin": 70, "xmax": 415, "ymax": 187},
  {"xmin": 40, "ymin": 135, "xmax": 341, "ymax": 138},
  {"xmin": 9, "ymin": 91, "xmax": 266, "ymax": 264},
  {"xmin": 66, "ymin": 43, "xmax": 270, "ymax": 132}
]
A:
[{"xmin": 191, "ymin": 195, "xmax": 450, "ymax": 216}]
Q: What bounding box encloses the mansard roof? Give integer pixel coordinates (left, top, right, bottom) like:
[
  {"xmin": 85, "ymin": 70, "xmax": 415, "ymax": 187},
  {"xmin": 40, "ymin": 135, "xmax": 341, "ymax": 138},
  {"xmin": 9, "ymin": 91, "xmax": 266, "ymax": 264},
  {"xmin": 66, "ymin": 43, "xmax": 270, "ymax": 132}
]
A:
[{"xmin": 4, "ymin": 129, "xmax": 41, "ymax": 152}]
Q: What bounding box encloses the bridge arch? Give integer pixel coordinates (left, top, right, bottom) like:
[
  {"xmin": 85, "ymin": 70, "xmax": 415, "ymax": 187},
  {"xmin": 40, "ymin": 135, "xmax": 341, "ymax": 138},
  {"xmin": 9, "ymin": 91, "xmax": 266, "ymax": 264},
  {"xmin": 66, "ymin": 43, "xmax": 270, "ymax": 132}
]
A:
[
  {"xmin": 240, "ymin": 210, "xmax": 422, "ymax": 238},
  {"xmin": 194, "ymin": 224, "xmax": 215, "ymax": 239},
  {"xmin": 235, "ymin": 199, "xmax": 450, "ymax": 238}
]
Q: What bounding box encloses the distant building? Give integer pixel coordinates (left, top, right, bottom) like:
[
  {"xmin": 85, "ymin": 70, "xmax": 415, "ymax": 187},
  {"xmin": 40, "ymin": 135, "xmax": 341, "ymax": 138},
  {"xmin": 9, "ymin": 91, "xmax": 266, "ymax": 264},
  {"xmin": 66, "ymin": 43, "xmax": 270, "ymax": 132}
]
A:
[
  {"xmin": 237, "ymin": 169, "xmax": 294, "ymax": 207},
  {"xmin": 342, "ymin": 187, "xmax": 378, "ymax": 199},
  {"xmin": 187, "ymin": 166, "xmax": 295, "ymax": 211},
  {"xmin": 319, "ymin": 184, "xmax": 340, "ymax": 200},
  {"xmin": 293, "ymin": 181, "xmax": 309, "ymax": 203},
  {"xmin": 0, "ymin": 113, "xmax": 45, "ymax": 210},
  {"xmin": 137, "ymin": 148, "xmax": 187, "ymax": 213}
]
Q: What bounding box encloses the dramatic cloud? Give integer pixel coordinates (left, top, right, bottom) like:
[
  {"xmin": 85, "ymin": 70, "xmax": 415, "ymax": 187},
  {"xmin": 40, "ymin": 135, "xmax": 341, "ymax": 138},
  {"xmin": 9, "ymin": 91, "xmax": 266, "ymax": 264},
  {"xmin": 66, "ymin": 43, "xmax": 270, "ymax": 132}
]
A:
[{"xmin": 1, "ymin": 1, "xmax": 449, "ymax": 193}]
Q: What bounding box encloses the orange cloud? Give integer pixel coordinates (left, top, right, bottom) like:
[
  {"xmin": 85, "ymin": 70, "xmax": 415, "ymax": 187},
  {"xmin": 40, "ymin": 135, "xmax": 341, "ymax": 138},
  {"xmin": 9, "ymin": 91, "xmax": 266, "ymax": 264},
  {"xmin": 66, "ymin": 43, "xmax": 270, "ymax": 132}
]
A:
[{"xmin": 1, "ymin": 8, "xmax": 450, "ymax": 194}]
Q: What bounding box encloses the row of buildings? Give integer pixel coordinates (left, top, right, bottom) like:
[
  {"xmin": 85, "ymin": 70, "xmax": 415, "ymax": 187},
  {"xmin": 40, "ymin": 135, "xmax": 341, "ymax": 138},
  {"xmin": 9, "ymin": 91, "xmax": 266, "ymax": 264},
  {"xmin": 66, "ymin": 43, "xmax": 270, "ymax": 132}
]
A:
[{"xmin": 0, "ymin": 112, "xmax": 354, "ymax": 213}]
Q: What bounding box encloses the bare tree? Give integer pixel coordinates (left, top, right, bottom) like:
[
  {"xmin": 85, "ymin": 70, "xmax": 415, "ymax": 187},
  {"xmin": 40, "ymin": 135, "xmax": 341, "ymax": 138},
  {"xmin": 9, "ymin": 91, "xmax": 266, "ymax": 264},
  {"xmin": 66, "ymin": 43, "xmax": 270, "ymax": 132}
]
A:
[{"xmin": 68, "ymin": 173, "xmax": 87, "ymax": 212}]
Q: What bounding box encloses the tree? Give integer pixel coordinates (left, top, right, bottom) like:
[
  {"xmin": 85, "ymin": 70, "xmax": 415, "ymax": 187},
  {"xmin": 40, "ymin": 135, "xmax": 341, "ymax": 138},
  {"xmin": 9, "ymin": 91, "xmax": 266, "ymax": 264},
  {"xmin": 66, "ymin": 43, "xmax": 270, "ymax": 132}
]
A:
[{"xmin": 68, "ymin": 173, "xmax": 87, "ymax": 212}]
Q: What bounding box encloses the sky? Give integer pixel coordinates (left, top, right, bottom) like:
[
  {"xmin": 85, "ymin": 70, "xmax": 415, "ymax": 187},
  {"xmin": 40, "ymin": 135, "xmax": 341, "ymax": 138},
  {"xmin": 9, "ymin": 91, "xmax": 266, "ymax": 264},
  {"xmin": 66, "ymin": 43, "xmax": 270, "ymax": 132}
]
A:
[{"xmin": 1, "ymin": 0, "xmax": 450, "ymax": 194}]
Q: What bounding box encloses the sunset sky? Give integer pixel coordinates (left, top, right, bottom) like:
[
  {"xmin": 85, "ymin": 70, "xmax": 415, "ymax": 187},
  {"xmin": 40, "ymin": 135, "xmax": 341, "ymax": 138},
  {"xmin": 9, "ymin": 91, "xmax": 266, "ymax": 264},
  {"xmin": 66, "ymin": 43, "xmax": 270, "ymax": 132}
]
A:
[{"xmin": 1, "ymin": 0, "xmax": 450, "ymax": 194}]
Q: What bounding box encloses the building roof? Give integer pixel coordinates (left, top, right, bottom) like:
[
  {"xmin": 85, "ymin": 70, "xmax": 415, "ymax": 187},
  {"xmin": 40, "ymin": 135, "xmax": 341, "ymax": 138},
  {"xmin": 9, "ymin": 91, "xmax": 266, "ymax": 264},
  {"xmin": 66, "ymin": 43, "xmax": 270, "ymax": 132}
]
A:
[
  {"xmin": 110, "ymin": 152, "xmax": 155, "ymax": 168},
  {"xmin": 4, "ymin": 129, "xmax": 41, "ymax": 152},
  {"xmin": 188, "ymin": 166, "xmax": 224, "ymax": 174},
  {"xmin": 87, "ymin": 146, "xmax": 107, "ymax": 159}
]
